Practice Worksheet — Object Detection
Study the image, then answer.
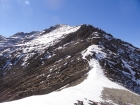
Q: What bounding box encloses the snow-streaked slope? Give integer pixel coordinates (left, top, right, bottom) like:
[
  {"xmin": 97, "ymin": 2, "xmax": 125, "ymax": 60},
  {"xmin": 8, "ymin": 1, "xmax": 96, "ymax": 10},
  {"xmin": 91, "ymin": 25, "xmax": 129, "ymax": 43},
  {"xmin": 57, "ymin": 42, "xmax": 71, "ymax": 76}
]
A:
[
  {"xmin": 17, "ymin": 25, "xmax": 80, "ymax": 54},
  {"xmin": 19, "ymin": 25, "xmax": 80, "ymax": 67},
  {"xmin": 1, "ymin": 24, "xmax": 140, "ymax": 104},
  {"xmin": 1, "ymin": 45, "xmax": 126, "ymax": 105},
  {"xmin": 0, "ymin": 25, "xmax": 81, "ymax": 74},
  {"xmin": 0, "ymin": 31, "xmax": 40, "ymax": 48}
]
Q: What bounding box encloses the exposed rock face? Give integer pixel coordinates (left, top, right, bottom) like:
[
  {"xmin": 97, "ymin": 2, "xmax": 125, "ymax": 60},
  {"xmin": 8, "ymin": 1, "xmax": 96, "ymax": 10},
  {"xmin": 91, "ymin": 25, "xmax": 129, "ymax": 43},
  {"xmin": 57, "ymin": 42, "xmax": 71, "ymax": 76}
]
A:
[
  {"xmin": 0, "ymin": 35, "xmax": 6, "ymax": 41},
  {"xmin": 0, "ymin": 24, "xmax": 140, "ymax": 104}
]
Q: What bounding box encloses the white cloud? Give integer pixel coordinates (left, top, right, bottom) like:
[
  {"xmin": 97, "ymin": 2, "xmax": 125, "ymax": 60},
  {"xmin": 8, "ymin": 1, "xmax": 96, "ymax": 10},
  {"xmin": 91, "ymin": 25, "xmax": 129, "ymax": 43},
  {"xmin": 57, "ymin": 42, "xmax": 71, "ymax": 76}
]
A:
[{"xmin": 25, "ymin": 0, "xmax": 30, "ymax": 5}]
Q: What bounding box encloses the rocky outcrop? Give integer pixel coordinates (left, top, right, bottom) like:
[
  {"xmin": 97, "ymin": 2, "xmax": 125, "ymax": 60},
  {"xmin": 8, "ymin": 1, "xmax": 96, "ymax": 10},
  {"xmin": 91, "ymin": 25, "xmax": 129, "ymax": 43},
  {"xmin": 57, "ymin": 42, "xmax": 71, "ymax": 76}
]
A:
[{"xmin": 0, "ymin": 35, "xmax": 6, "ymax": 41}]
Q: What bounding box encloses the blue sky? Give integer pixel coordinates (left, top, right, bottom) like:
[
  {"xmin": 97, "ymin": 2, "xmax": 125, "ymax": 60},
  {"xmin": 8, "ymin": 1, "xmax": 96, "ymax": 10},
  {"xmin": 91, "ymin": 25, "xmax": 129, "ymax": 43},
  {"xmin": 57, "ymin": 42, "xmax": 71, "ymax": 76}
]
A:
[{"xmin": 0, "ymin": 0, "xmax": 140, "ymax": 48}]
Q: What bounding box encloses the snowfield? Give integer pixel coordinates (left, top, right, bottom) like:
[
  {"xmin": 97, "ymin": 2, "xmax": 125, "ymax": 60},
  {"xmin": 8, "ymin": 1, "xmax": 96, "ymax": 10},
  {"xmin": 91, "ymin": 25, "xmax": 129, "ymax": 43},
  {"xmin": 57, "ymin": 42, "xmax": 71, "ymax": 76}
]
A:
[{"xmin": 1, "ymin": 45, "xmax": 126, "ymax": 105}]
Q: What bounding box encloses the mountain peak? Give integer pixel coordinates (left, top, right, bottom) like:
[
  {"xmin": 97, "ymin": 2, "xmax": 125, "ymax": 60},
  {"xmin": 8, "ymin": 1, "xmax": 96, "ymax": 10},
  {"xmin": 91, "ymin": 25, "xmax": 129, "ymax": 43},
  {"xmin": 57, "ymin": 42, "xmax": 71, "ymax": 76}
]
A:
[
  {"xmin": 0, "ymin": 35, "xmax": 6, "ymax": 41},
  {"xmin": 12, "ymin": 32, "xmax": 25, "ymax": 37},
  {"xmin": 0, "ymin": 24, "xmax": 140, "ymax": 105},
  {"xmin": 54, "ymin": 24, "xmax": 68, "ymax": 27}
]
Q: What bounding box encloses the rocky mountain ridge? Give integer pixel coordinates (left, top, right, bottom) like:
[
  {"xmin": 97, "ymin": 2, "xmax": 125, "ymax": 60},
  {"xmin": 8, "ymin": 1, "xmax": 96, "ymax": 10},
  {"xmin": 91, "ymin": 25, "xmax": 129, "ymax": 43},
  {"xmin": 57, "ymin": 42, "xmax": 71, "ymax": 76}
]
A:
[{"xmin": 0, "ymin": 24, "xmax": 140, "ymax": 105}]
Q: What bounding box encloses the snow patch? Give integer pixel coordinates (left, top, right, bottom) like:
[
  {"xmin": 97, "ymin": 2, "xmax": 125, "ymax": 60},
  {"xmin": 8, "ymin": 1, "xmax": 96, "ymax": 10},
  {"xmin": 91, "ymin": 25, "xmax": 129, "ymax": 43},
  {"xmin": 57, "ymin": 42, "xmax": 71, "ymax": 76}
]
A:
[
  {"xmin": 82, "ymin": 45, "xmax": 106, "ymax": 60},
  {"xmin": 103, "ymin": 34, "xmax": 113, "ymax": 41}
]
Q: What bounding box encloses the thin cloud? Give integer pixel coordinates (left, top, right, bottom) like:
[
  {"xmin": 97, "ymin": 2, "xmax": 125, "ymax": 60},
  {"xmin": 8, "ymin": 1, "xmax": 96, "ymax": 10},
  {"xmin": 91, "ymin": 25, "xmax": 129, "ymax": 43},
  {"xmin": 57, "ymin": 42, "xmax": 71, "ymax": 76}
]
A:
[
  {"xmin": 45, "ymin": 0, "xmax": 66, "ymax": 10},
  {"xmin": 0, "ymin": 0, "xmax": 10, "ymax": 4},
  {"xmin": 25, "ymin": 0, "xmax": 30, "ymax": 5}
]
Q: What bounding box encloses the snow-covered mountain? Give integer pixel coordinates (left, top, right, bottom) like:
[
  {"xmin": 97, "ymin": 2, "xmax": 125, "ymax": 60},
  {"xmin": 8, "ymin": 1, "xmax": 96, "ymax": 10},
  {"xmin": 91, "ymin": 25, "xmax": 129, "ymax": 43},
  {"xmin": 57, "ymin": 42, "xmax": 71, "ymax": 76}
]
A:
[{"xmin": 0, "ymin": 24, "xmax": 140, "ymax": 105}]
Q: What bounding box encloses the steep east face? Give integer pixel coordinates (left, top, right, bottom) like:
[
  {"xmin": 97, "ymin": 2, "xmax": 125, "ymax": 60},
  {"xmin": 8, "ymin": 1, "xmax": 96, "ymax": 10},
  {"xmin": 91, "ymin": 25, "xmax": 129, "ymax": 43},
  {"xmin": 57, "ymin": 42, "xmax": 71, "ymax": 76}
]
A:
[{"xmin": 0, "ymin": 24, "xmax": 140, "ymax": 104}]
